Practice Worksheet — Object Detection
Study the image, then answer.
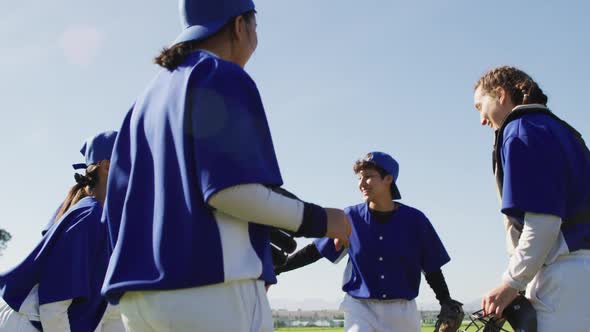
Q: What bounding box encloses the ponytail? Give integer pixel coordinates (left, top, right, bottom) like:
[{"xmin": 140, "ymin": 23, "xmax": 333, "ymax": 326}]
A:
[
  {"xmin": 153, "ymin": 10, "xmax": 257, "ymax": 71},
  {"xmin": 53, "ymin": 164, "xmax": 100, "ymax": 223}
]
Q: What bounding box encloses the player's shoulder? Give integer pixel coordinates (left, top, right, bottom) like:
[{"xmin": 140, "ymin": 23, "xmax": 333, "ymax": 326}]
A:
[
  {"xmin": 397, "ymin": 202, "xmax": 420, "ymax": 214},
  {"xmin": 397, "ymin": 203, "xmax": 429, "ymax": 221},
  {"xmin": 46, "ymin": 197, "xmax": 103, "ymax": 241},
  {"xmin": 188, "ymin": 51, "xmax": 256, "ymax": 88},
  {"xmin": 75, "ymin": 196, "xmax": 102, "ymax": 211},
  {"xmin": 503, "ymin": 111, "xmax": 559, "ymax": 143},
  {"xmin": 64, "ymin": 197, "xmax": 103, "ymax": 224},
  {"xmin": 344, "ymin": 203, "xmax": 366, "ymax": 215}
]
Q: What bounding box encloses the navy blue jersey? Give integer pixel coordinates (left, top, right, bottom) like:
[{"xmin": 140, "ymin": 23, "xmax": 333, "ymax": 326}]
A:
[
  {"xmin": 314, "ymin": 203, "xmax": 450, "ymax": 300},
  {"xmin": 41, "ymin": 203, "xmax": 62, "ymax": 236},
  {"xmin": 102, "ymin": 50, "xmax": 283, "ymax": 304},
  {"xmin": 0, "ymin": 197, "xmax": 109, "ymax": 332},
  {"xmin": 500, "ymin": 110, "xmax": 590, "ymax": 251}
]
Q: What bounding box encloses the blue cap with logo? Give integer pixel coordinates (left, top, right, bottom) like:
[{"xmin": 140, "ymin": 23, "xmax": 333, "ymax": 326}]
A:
[
  {"xmin": 72, "ymin": 131, "xmax": 118, "ymax": 170},
  {"xmin": 173, "ymin": 0, "xmax": 256, "ymax": 45},
  {"xmin": 363, "ymin": 151, "xmax": 402, "ymax": 200}
]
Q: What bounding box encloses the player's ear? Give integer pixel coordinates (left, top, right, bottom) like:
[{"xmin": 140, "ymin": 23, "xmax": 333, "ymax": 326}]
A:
[
  {"xmin": 384, "ymin": 174, "xmax": 393, "ymax": 186},
  {"xmin": 231, "ymin": 15, "xmax": 247, "ymax": 42},
  {"xmin": 495, "ymin": 86, "xmax": 508, "ymax": 105}
]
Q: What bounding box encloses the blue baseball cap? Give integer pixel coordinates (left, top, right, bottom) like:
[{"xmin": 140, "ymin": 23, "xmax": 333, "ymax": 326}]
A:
[
  {"xmin": 362, "ymin": 151, "xmax": 402, "ymax": 200},
  {"xmin": 173, "ymin": 0, "xmax": 256, "ymax": 45},
  {"xmin": 72, "ymin": 131, "xmax": 118, "ymax": 170}
]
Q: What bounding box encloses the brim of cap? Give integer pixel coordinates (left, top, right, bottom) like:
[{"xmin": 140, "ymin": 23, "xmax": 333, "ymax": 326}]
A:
[
  {"xmin": 172, "ymin": 18, "xmax": 228, "ymax": 45},
  {"xmin": 72, "ymin": 163, "xmax": 87, "ymax": 170},
  {"xmin": 391, "ymin": 183, "xmax": 402, "ymax": 200}
]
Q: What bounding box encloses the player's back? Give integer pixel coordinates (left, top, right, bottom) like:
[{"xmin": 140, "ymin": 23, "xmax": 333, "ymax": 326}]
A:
[
  {"xmin": 102, "ymin": 50, "xmax": 280, "ymax": 303},
  {"xmin": 503, "ymin": 112, "xmax": 590, "ymax": 252}
]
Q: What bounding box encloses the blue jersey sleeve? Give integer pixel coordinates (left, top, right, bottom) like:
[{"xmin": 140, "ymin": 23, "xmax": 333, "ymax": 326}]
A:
[
  {"xmin": 188, "ymin": 63, "xmax": 283, "ymax": 202},
  {"xmin": 418, "ymin": 216, "xmax": 450, "ymax": 273},
  {"xmin": 313, "ymin": 238, "xmax": 346, "ymax": 263},
  {"xmin": 0, "ymin": 241, "xmax": 45, "ymax": 311},
  {"xmin": 501, "ymin": 133, "xmax": 567, "ymax": 219}
]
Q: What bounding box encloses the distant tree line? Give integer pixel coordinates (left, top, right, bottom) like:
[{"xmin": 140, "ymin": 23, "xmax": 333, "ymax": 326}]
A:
[{"xmin": 0, "ymin": 228, "xmax": 11, "ymax": 256}]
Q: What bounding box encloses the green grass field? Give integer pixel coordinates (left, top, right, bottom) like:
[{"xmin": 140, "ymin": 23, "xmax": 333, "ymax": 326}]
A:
[{"xmin": 276, "ymin": 324, "xmax": 515, "ymax": 331}]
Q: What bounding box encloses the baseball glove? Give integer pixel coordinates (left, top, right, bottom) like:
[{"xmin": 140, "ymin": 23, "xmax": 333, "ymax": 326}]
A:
[
  {"xmin": 267, "ymin": 186, "xmax": 301, "ymax": 267},
  {"xmin": 481, "ymin": 318, "xmax": 506, "ymax": 332},
  {"xmin": 464, "ymin": 295, "xmax": 534, "ymax": 332},
  {"xmin": 467, "ymin": 310, "xmax": 507, "ymax": 332},
  {"xmin": 434, "ymin": 299, "xmax": 464, "ymax": 332},
  {"xmin": 270, "ymin": 228, "xmax": 297, "ymax": 267}
]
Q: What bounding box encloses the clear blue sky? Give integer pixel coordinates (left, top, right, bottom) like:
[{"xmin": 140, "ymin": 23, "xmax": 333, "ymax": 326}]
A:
[{"xmin": 2, "ymin": 0, "xmax": 589, "ymax": 310}]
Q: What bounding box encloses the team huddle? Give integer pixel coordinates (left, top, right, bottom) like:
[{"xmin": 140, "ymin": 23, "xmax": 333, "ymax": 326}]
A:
[{"xmin": 1, "ymin": 0, "xmax": 590, "ymax": 332}]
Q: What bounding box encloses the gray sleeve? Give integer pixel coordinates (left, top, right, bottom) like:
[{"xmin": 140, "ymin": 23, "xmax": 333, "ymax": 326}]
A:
[
  {"xmin": 502, "ymin": 212, "xmax": 561, "ymax": 290},
  {"xmin": 208, "ymin": 184, "xmax": 304, "ymax": 232}
]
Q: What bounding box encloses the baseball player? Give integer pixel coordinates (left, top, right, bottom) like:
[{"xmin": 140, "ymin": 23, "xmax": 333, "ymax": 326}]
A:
[
  {"xmin": 100, "ymin": 0, "xmax": 351, "ymax": 331},
  {"xmin": 275, "ymin": 152, "xmax": 463, "ymax": 332},
  {"xmin": 474, "ymin": 66, "xmax": 590, "ymax": 331},
  {"xmin": 0, "ymin": 131, "xmax": 124, "ymax": 332}
]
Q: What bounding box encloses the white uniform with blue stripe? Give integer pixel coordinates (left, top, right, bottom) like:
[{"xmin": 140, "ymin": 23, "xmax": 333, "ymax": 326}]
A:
[{"xmin": 315, "ymin": 202, "xmax": 450, "ymax": 332}]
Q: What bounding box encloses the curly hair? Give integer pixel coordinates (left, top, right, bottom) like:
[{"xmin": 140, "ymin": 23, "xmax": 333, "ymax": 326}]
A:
[{"xmin": 474, "ymin": 66, "xmax": 548, "ymax": 106}]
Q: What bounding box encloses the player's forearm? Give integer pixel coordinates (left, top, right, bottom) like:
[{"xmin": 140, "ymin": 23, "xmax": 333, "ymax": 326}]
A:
[
  {"xmin": 502, "ymin": 212, "xmax": 561, "ymax": 291},
  {"xmin": 40, "ymin": 299, "xmax": 72, "ymax": 332},
  {"xmin": 208, "ymin": 184, "xmax": 326, "ymax": 237},
  {"xmin": 424, "ymin": 269, "xmax": 451, "ymax": 305},
  {"xmin": 275, "ymin": 243, "xmax": 322, "ymax": 275}
]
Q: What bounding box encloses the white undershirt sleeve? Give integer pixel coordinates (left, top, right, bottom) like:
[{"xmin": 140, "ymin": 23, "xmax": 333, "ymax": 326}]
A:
[
  {"xmin": 40, "ymin": 299, "xmax": 72, "ymax": 332},
  {"xmin": 502, "ymin": 212, "xmax": 562, "ymax": 291},
  {"xmin": 208, "ymin": 184, "xmax": 304, "ymax": 232}
]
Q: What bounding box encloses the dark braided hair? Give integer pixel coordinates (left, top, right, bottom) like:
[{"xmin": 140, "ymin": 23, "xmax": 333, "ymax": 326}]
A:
[{"xmin": 474, "ymin": 66, "xmax": 548, "ymax": 106}]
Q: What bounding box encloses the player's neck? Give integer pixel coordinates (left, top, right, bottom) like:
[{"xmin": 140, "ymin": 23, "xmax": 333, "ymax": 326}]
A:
[
  {"xmin": 198, "ymin": 40, "xmax": 244, "ymax": 68},
  {"xmin": 92, "ymin": 181, "xmax": 107, "ymax": 207},
  {"xmin": 368, "ymin": 197, "xmax": 395, "ymax": 212}
]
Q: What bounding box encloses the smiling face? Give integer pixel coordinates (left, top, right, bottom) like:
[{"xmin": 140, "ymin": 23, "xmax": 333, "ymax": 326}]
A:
[
  {"xmin": 473, "ymin": 86, "xmax": 513, "ymax": 130},
  {"xmin": 357, "ymin": 168, "xmax": 393, "ymax": 202}
]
